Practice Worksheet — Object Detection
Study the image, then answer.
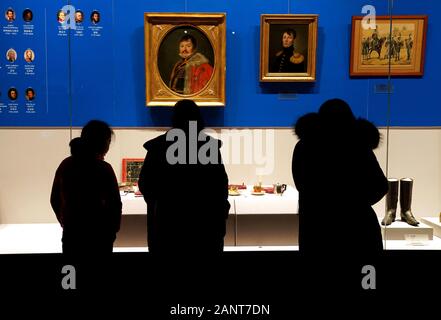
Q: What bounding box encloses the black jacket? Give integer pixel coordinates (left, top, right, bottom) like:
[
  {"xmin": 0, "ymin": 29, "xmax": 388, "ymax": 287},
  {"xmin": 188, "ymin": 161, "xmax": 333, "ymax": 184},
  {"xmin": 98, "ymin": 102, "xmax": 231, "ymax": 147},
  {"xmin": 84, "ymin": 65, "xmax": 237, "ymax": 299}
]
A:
[
  {"xmin": 138, "ymin": 131, "xmax": 230, "ymax": 254},
  {"xmin": 292, "ymin": 113, "xmax": 388, "ymax": 256},
  {"xmin": 50, "ymin": 138, "xmax": 122, "ymax": 249},
  {"xmin": 270, "ymin": 46, "xmax": 306, "ymax": 73}
]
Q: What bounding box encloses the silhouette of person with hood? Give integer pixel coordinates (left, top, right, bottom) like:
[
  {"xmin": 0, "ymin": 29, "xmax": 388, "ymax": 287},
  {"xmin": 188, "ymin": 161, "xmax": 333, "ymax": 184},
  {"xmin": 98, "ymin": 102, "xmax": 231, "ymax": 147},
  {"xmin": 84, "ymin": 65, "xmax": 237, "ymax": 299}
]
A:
[
  {"xmin": 50, "ymin": 120, "xmax": 122, "ymax": 258},
  {"xmin": 292, "ymin": 99, "xmax": 388, "ymax": 259},
  {"xmin": 138, "ymin": 99, "xmax": 230, "ymax": 255}
]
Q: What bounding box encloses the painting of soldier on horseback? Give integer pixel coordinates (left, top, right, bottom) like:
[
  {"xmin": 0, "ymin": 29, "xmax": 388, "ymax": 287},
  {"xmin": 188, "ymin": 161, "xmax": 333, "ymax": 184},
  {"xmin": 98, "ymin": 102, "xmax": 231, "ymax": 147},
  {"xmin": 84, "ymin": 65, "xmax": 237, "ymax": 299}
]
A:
[
  {"xmin": 361, "ymin": 24, "xmax": 413, "ymax": 65},
  {"xmin": 351, "ymin": 16, "xmax": 427, "ymax": 76}
]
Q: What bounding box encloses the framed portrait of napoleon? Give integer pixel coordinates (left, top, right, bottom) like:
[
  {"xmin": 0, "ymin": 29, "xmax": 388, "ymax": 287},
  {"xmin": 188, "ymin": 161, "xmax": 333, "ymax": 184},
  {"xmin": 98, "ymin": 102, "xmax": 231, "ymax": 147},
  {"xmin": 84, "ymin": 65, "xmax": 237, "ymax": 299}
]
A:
[
  {"xmin": 144, "ymin": 13, "xmax": 226, "ymax": 106},
  {"xmin": 260, "ymin": 14, "xmax": 318, "ymax": 82},
  {"xmin": 350, "ymin": 15, "xmax": 428, "ymax": 77}
]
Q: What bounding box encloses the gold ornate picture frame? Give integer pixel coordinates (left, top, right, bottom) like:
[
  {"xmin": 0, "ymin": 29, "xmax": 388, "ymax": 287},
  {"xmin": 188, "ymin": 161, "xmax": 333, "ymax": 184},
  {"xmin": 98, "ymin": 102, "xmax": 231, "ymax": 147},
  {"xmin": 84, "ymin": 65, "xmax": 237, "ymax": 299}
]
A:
[
  {"xmin": 144, "ymin": 13, "xmax": 226, "ymax": 106},
  {"xmin": 260, "ymin": 14, "xmax": 318, "ymax": 82},
  {"xmin": 350, "ymin": 15, "xmax": 428, "ymax": 77}
]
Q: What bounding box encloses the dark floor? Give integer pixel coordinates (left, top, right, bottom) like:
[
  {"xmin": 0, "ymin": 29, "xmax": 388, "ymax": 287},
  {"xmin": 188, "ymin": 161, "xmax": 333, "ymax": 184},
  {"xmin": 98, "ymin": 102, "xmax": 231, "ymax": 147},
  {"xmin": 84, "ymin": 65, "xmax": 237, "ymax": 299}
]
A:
[{"xmin": 0, "ymin": 250, "xmax": 439, "ymax": 317}]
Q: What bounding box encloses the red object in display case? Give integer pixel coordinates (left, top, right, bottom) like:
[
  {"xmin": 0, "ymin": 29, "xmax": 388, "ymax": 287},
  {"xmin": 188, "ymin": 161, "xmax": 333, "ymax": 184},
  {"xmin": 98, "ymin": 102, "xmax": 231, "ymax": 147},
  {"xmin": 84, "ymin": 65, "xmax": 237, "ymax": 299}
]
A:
[
  {"xmin": 122, "ymin": 158, "xmax": 144, "ymax": 183},
  {"xmin": 228, "ymin": 184, "xmax": 247, "ymax": 190}
]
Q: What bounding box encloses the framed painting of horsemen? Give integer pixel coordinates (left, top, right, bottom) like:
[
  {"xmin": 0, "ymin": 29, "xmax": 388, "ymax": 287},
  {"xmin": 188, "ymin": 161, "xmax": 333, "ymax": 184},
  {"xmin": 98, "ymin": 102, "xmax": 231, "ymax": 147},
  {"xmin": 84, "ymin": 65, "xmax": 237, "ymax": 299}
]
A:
[
  {"xmin": 350, "ymin": 15, "xmax": 427, "ymax": 76},
  {"xmin": 144, "ymin": 13, "xmax": 226, "ymax": 106},
  {"xmin": 260, "ymin": 14, "xmax": 318, "ymax": 82}
]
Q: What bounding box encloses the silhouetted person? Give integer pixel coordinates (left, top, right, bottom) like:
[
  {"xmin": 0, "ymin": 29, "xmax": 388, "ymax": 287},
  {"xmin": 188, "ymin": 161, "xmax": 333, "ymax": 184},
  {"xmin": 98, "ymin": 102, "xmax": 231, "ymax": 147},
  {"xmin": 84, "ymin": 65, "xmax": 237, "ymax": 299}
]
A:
[
  {"xmin": 50, "ymin": 120, "xmax": 122, "ymax": 259},
  {"xmin": 292, "ymin": 99, "xmax": 388, "ymax": 260},
  {"xmin": 138, "ymin": 99, "xmax": 230, "ymax": 256}
]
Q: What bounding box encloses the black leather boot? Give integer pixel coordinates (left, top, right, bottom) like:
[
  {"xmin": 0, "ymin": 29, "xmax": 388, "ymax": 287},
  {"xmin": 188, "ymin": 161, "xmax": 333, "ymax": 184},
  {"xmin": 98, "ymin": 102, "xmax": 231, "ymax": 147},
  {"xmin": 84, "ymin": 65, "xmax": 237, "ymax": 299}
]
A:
[
  {"xmin": 400, "ymin": 178, "xmax": 419, "ymax": 226},
  {"xmin": 382, "ymin": 178, "xmax": 398, "ymax": 226}
]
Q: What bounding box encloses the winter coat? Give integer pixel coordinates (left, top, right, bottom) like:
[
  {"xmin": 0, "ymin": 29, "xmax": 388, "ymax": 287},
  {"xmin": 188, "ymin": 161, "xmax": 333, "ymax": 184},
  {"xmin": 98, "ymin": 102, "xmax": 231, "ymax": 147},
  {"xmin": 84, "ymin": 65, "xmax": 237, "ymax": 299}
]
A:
[
  {"xmin": 50, "ymin": 137, "xmax": 122, "ymax": 252},
  {"xmin": 292, "ymin": 113, "xmax": 388, "ymax": 257},
  {"xmin": 138, "ymin": 131, "xmax": 230, "ymax": 254}
]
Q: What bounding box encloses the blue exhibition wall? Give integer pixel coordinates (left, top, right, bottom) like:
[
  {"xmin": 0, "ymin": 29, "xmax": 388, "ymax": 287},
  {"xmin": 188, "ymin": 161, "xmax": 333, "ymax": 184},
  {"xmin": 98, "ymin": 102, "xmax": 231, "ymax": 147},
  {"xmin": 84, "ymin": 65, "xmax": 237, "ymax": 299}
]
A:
[{"xmin": 0, "ymin": 0, "xmax": 440, "ymax": 127}]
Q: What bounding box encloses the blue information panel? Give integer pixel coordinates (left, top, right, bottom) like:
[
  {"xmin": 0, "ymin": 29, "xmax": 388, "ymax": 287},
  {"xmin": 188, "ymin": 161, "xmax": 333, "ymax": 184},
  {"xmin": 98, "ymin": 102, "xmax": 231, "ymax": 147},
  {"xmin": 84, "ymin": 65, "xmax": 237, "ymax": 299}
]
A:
[
  {"xmin": 0, "ymin": 0, "xmax": 113, "ymax": 126},
  {"xmin": 0, "ymin": 1, "xmax": 68, "ymax": 125}
]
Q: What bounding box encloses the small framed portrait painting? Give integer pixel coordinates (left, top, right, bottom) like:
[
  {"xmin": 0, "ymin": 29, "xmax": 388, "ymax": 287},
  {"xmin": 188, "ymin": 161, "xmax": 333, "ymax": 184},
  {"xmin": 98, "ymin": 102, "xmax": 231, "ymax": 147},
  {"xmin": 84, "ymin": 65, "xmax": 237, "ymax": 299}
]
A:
[{"xmin": 260, "ymin": 14, "xmax": 318, "ymax": 82}]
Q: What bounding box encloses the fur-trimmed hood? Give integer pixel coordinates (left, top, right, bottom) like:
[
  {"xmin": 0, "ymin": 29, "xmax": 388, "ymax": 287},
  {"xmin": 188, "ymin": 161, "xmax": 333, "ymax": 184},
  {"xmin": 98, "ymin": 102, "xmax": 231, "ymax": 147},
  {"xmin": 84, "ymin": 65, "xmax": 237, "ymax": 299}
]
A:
[{"xmin": 294, "ymin": 113, "xmax": 381, "ymax": 149}]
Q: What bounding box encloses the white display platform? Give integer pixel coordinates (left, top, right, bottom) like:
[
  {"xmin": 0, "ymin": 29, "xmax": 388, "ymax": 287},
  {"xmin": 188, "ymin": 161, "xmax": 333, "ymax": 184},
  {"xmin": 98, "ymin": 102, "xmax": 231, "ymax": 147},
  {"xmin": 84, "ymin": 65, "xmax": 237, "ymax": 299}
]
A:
[
  {"xmin": 421, "ymin": 217, "xmax": 441, "ymax": 238},
  {"xmin": 118, "ymin": 186, "xmax": 299, "ymax": 247},
  {"xmin": 121, "ymin": 185, "xmax": 299, "ymax": 216},
  {"xmin": 0, "ymin": 223, "xmax": 298, "ymax": 254},
  {"xmin": 116, "ymin": 246, "xmax": 299, "ymax": 252},
  {"xmin": 120, "ymin": 193, "xmax": 236, "ymax": 215},
  {"xmin": 232, "ymin": 185, "xmax": 298, "ymax": 215},
  {"xmin": 383, "ymin": 237, "xmax": 441, "ymax": 250},
  {"xmin": 0, "ymin": 223, "xmax": 62, "ymax": 254},
  {"xmin": 380, "ymin": 220, "xmax": 433, "ymax": 241},
  {"xmin": 120, "ymin": 193, "xmax": 147, "ymax": 215},
  {"xmin": 0, "ymin": 223, "xmax": 149, "ymax": 254},
  {"xmin": 2, "ymin": 222, "xmax": 441, "ymax": 254},
  {"xmin": 0, "ymin": 187, "xmax": 300, "ymax": 254}
]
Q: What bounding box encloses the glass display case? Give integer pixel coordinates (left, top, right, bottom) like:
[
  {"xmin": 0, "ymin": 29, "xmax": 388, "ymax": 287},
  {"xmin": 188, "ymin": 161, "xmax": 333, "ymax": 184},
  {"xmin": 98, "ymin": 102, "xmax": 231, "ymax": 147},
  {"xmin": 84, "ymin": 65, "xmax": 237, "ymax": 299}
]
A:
[{"xmin": 0, "ymin": 0, "xmax": 440, "ymax": 256}]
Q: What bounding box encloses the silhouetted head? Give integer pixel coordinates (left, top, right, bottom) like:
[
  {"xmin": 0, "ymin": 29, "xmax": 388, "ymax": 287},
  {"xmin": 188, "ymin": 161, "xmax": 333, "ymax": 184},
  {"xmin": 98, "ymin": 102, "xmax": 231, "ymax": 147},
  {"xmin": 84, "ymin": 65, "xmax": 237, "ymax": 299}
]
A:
[
  {"xmin": 172, "ymin": 99, "xmax": 205, "ymax": 132},
  {"xmin": 318, "ymin": 98, "xmax": 356, "ymax": 130},
  {"xmin": 71, "ymin": 120, "xmax": 113, "ymax": 159},
  {"xmin": 294, "ymin": 112, "xmax": 320, "ymax": 140}
]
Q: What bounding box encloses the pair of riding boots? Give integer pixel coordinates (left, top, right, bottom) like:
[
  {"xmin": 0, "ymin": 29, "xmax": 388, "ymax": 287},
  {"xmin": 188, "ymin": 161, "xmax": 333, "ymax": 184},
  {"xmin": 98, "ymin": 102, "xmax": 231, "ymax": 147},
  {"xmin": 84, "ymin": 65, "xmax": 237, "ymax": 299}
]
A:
[{"xmin": 381, "ymin": 178, "xmax": 419, "ymax": 226}]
